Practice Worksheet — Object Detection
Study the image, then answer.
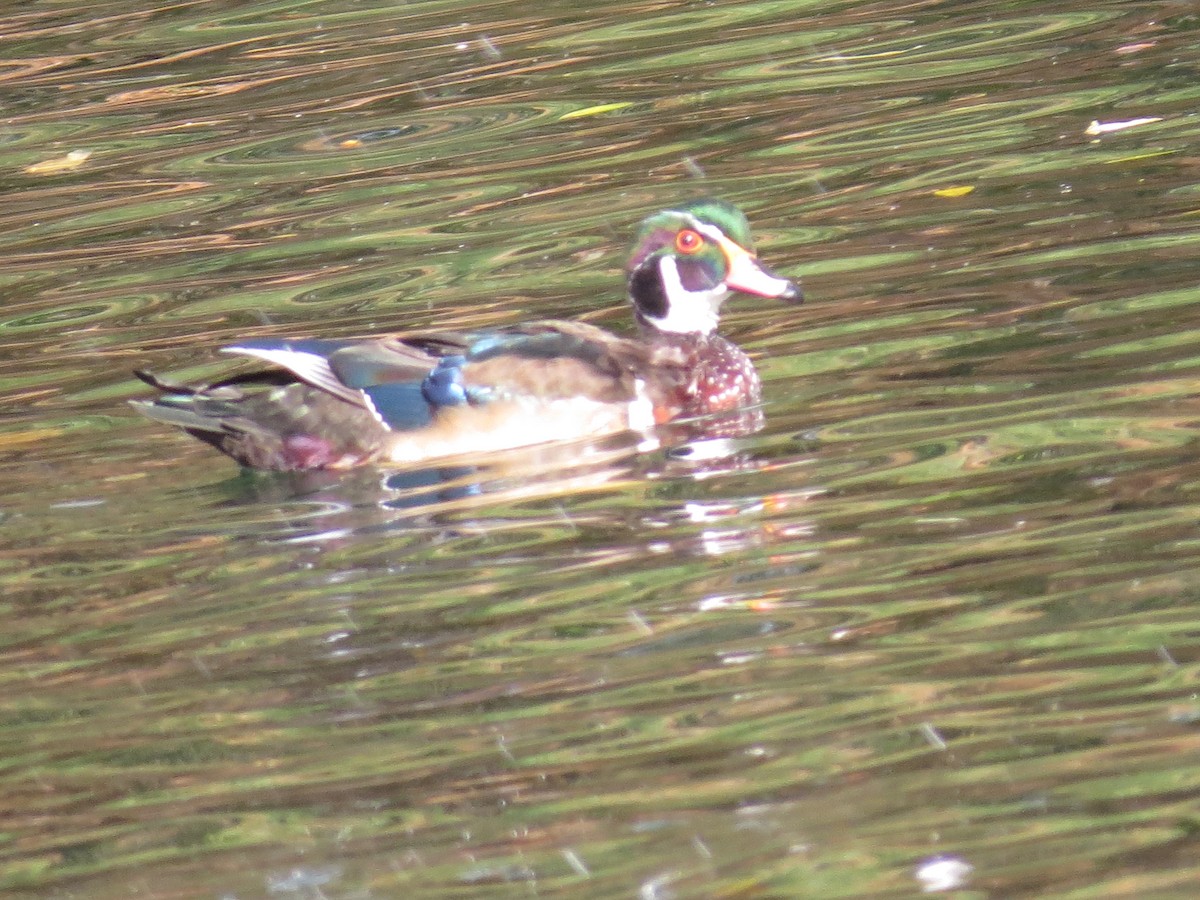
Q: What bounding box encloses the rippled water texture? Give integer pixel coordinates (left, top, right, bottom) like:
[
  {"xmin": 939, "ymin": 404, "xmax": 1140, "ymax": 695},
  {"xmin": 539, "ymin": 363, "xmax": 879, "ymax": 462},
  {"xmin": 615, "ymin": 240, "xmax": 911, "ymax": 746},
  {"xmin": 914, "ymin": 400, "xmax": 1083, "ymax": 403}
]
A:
[{"xmin": 3, "ymin": 0, "xmax": 1200, "ymax": 895}]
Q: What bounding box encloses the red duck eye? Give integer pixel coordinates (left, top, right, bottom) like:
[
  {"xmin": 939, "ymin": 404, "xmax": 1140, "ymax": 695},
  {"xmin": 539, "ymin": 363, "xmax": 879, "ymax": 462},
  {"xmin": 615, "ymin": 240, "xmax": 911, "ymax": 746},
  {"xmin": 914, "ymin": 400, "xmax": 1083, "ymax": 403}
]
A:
[{"xmin": 675, "ymin": 229, "xmax": 703, "ymax": 254}]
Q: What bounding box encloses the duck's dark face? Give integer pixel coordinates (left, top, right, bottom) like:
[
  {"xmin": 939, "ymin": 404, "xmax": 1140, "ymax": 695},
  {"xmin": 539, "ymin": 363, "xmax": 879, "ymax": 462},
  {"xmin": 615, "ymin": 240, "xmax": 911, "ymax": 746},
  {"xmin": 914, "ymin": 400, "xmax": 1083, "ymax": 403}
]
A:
[{"xmin": 626, "ymin": 199, "xmax": 801, "ymax": 336}]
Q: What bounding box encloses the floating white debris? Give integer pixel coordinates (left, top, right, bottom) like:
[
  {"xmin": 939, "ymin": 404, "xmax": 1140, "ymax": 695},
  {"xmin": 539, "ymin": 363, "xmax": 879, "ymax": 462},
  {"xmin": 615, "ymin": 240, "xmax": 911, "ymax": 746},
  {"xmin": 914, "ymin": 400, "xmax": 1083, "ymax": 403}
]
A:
[
  {"xmin": 23, "ymin": 149, "xmax": 91, "ymax": 175},
  {"xmin": 561, "ymin": 848, "xmax": 590, "ymax": 877},
  {"xmin": 719, "ymin": 652, "xmax": 760, "ymax": 666},
  {"xmin": 1085, "ymin": 117, "xmax": 1162, "ymax": 136},
  {"xmin": 627, "ymin": 610, "xmax": 653, "ymax": 634},
  {"xmin": 919, "ymin": 722, "xmax": 948, "ymax": 750},
  {"xmin": 478, "ymin": 34, "xmax": 501, "ymax": 60},
  {"xmin": 914, "ymin": 855, "xmax": 973, "ymax": 893},
  {"xmin": 639, "ymin": 873, "xmax": 677, "ymax": 900}
]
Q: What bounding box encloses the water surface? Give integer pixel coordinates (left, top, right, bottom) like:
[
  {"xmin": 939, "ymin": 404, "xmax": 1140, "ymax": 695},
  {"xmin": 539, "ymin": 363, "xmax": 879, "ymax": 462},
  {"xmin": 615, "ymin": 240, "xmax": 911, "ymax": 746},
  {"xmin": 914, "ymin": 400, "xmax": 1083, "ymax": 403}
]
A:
[{"xmin": 2, "ymin": 0, "xmax": 1200, "ymax": 896}]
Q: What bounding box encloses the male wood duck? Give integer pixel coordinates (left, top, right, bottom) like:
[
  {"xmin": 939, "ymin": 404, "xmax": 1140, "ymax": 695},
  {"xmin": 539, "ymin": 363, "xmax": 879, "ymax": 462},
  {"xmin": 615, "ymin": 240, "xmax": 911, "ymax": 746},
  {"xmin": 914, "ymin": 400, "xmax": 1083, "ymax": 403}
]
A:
[{"xmin": 132, "ymin": 199, "xmax": 801, "ymax": 471}]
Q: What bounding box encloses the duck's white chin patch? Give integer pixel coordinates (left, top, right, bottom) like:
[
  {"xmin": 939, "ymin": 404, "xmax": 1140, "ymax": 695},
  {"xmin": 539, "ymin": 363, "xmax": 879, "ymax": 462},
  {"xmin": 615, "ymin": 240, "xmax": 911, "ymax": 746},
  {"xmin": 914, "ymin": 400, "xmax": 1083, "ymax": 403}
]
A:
[{"xmin": 646, "ymin": 256, "xmax": 728, "ymax": 335}]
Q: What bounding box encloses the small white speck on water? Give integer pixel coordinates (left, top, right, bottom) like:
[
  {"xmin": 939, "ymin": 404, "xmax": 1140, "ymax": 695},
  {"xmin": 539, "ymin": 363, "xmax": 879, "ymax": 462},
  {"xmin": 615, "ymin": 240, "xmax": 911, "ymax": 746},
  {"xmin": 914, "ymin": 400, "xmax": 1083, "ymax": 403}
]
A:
[
  {"xmin": 49, "ymin": 499, "xmax": 104, "ymax": 509},
  {"xmin": 191, "ymin": 654, "xmax": 212, "ymax": 678},
  {"xmin": 639, "ymin": 873, "xmax": 677, "ymax": 900},
  {"xmin": 551, "ymin": 502, "xmax": 580, "ymax": 533},
  {"xmin": 914, "ymin": 855, "xmax": 973, "ymax": 892},
  {"xmin": 497, "ymin": 736, "xmax": 516, "ymax": 762},
  {"xmin": 919, "ymin": 722, "xmax": 947, "ymax": 750},
  {"xmin": 1085, "ymin": 116, "xmax": 1162, "ymax": 135},
  {"xmin": 478, "ymin": 34, "xmax": 501, "ymax": 59},
  {"xmin": 561, "ymin": 848, "xmax": 590, "ymax": 877}
]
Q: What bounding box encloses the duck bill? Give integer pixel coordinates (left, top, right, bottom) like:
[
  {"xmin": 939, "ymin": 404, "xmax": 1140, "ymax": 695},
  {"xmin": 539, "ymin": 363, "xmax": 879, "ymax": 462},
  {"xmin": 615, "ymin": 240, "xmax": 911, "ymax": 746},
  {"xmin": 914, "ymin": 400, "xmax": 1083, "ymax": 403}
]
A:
[{"xmin": 719, "ymin": 236, "xmax": 802, "ymax": 302}]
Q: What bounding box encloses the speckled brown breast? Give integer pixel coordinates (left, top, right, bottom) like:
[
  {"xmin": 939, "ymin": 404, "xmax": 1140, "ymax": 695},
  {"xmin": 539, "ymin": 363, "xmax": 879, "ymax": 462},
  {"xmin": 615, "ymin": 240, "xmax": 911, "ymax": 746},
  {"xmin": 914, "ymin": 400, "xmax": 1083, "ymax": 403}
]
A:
[
  {"xmin": 688, "ymin": 334, "xmax": 762, "ymax": 414},
  {"xmin": 636, "ymin": 333, "xmax": 764, "ymax": 438}
]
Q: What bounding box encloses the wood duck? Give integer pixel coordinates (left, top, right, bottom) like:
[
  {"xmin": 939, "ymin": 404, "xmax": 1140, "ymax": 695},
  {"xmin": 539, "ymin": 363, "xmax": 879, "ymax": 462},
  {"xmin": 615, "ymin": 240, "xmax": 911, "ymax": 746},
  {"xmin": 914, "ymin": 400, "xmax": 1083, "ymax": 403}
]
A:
[{"xmin": 132, "ymin": 199, "xmax": 801, "ymax": 471}]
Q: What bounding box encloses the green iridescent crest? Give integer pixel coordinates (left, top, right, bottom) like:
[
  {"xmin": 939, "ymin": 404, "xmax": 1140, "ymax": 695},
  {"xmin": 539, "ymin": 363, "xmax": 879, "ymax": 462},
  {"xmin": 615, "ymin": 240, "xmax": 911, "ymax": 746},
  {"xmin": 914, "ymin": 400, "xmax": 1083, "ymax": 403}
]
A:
[
  {"xmin": 627, "ymin": 198, "xmax": 754, "ymax": 272},
  {"xmin": 675, "ymin": 198, "xmax": 754, "ymax": 248}
]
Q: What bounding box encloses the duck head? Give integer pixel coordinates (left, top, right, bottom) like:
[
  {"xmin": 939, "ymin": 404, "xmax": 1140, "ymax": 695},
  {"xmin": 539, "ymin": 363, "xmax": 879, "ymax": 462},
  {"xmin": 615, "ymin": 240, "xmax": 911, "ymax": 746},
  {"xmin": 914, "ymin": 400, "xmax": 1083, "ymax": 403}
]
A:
[{"xmin": 626, "ymin": 199, "xmax": 801, "ymax": 337}]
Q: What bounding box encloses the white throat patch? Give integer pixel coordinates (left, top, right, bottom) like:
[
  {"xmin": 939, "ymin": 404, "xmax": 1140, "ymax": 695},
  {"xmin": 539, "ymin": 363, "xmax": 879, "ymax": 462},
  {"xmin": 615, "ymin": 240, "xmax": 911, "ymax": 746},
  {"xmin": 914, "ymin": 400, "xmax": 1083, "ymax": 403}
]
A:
[{"xmin": 647, "ymin": 255, "xmax": 729, "ymax": 335}]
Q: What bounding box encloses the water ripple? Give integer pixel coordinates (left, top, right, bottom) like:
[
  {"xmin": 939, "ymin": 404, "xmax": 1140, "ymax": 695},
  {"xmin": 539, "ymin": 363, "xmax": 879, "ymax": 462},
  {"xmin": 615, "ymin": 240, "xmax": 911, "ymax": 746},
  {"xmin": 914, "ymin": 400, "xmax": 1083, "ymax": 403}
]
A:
[{"xmin": 2, "ymin": 0, "xmax": 1200, "ymax": 897}]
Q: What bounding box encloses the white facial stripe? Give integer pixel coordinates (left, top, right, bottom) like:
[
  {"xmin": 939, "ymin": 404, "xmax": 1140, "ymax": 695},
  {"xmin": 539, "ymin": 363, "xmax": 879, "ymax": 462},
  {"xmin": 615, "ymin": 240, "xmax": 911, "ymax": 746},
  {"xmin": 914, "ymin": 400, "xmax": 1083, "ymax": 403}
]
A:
[
  {"xmin": 693, "ymin": 220, "xmax": 729, "ymax": 244},
  {"xmin": 664, "ymin": 211, "xmax": 736, "ymax": 244},
  {"xmin": 646, "ymin": 255, "xmax": 728, "ymax": 335}
]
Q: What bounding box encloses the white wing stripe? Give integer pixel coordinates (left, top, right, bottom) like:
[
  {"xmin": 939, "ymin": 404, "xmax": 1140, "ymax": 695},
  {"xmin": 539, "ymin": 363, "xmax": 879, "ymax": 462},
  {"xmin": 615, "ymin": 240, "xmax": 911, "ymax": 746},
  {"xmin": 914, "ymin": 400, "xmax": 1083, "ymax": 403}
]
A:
[{"xmin": 222, "ymin": 346, "xmax": 365, "ymax": 407}]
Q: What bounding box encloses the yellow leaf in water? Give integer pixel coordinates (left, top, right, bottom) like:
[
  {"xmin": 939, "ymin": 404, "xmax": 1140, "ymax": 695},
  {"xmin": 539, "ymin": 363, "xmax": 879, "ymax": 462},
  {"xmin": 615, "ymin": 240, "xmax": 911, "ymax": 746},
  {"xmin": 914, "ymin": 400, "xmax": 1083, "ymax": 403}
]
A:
[
  {"xmin": 559, "ymin": 102, "xmax": 633, "ymax": 121},
  {"xmin": 23, "ymin": 149, "xmax": 92, "ymax": 175},
  {"xmin": 0, "ymin": 426, "xmax": 64, "ymax": 448},
  {"xmin": 933, "ymin": 185, "xmax": 974, "ymax": 198}
]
